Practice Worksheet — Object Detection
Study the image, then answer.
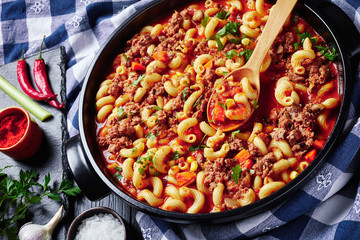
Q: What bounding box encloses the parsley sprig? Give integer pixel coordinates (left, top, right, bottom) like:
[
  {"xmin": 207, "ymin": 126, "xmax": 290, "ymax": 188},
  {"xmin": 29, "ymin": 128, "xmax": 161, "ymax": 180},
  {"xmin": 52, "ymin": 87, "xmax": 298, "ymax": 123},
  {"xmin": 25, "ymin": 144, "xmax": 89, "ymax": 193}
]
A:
[
  {"xmin": 314, "ymin": 45, "xmax": 338, "ymax": 61},
  {"xmin": 231, "ymin": 164, "xmax": 242, "ymax": 184},
  {"xmin": 0, "ymin": 167, "xmax": 81, "ymax": 238},
  {"xmin": 131, "ymin": 74, "xmax": 145, "ymax": 86},
  {"xmin": 215, "ymin": 9, "xmax": 230, "ymax": 20}
]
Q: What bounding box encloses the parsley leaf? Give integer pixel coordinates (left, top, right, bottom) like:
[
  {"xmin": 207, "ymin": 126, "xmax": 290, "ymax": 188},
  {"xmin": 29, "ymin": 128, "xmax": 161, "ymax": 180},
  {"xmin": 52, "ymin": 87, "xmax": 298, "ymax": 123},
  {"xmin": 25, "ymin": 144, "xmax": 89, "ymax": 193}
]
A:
[
  {"xmin": 231, "ymin": 164, "xmax": 242, "ymax": 184},
  {"xmin": 153, "ymin": 106, "xmax": 162, "ymax": 111},
  {"xmin": 114, "ymin": 172, "xmax": 123, "ymax": 181},
  {"xmin": 253, "ymin": 99, "xmax": 259, "ymax": 109},
  {"xmin": 217, "ymin": 21, "xmax": 241, "ymax": 37},
  {"xmin": 240, "ymin": 49, "xmax": 253, "ymax": 62},
  {"xmin": 201, "ymin": 15, "xmax": 209, "ymax": 28},
  {"xmin": 131, "ymin": 74, "xmax": 145, "ymax": 86},
  {"xmin": 293, "ymin": 42, "xmax": 301, "ymax": 51},
  {"xmin": 118, "ymin": 106, "xmax": 127, "ymax": 120},
  {"xmin": 146, "ymin": 132, "xmax": 158, "ymax": 139},
  {"xmin": 188, "ymin": 134, "xmax": 207, "ymax": 151},
  {"xmin": 230, "ymin": 38, "xmax": 241, "ymax": 44},
  {"xmin": 294, "ymin": 28, "xmax": 317, "ymax": 44},
  {"xmin": 225, "ymin": 49, "xmax": 240, "ymax": 59},
  {"xmin": 193, "ymin": 95, "xmax": 202, "ymax": 108},
  {"xmin": 215, "ymin": 9, "xmax": 230, "ymax": 20},
  {"xmin": 222, "ymin": 71, "xmax": 229, "ymax": 76},
  {"xmin": 138, "ymin": 167, "xmax": 145, "ymax": 175},
  {"xmin": 314, "ymin": 45, "xmax": 338, "ymax": 61},
  {"xmin": 114, "ymin": 166, "xmax": 123, "ymax": 172},
  {"xmin": 182, "ymin": 87, "xmax": 189, "ymax": 102},
  {"xmin": 231, "ymin": 130, "xmax": 240, "ymax": 138},
  {"xmin": 122, "ymin": 53, "xmax": 129, "ymax": 62},
  {"xmin": 218, "ymin": 102, "xmax": 227, "ymax": 110},
  {"xmin": 173, "ymin": 151, "xmax": 180, "ymax": 160},
  {"xmin": 215, "ymin": 38, "xmax": 224, "ymax": 51}
]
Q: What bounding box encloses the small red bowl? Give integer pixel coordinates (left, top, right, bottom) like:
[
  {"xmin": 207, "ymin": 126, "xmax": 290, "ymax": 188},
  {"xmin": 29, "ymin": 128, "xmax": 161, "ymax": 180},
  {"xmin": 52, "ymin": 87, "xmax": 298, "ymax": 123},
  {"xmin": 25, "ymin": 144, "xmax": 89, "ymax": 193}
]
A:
[{"xmin": 0, "ymin": 106, "xmax": 43, "ymax": 160}]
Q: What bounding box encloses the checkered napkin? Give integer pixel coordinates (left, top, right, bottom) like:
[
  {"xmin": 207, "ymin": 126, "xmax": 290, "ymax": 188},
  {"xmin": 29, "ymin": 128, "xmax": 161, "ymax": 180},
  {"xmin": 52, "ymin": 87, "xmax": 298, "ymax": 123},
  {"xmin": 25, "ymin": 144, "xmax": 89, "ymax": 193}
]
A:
[{"xmin": 1, "ymin": 0, "xmax": 359, "ymax": 239}]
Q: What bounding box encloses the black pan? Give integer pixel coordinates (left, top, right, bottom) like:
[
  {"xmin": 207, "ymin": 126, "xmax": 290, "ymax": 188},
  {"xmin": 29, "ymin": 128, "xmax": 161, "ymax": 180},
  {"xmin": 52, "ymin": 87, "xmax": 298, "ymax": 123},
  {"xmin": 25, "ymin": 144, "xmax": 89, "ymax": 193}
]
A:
[{"xmin": 65, "ymin": 0, "xmax": 360, "ymax": 224}]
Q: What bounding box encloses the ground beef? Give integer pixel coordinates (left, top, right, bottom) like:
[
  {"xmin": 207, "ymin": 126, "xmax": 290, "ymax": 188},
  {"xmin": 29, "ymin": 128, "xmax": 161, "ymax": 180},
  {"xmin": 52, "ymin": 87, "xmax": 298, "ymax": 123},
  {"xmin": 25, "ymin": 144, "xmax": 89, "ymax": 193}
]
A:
[
  {"xmin": 117, "ymin": 118, "xmax": 137, "ymax": 138},
  {"xmin": 126, "ymin": 33, "xmax": 153, "ymax": 59},
  {"xmin": 107, "ymin": 137, "xmax": 132, "ymax": 154},
  {"xmin": 228, "ymin": 138, "xmax": 246, "ymax": 152},
  {"xmin": 204, "ymin": 158, "xmax": 233, "ymax": 191},
  {"xmin": 270, "ymin": 128, "xmax": 286, "ymax": 141},
  {"xmin": 167, "ymin": 11, "xmax": 183, "ymax": 36},
  {"xmin": 253, "ymin": 152, "xmax": 275, "ymax": 178},
  {"xmin": 123, "ymin": 102, "xmax": 141, "ymax": 115}
]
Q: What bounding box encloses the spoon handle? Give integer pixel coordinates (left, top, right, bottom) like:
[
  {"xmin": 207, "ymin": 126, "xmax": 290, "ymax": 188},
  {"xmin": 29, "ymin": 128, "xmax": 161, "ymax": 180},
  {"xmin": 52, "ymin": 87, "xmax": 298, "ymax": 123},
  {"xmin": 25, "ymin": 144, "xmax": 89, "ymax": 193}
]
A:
[{"xmin": 246, "ymin": 0, "xmax": 298, "ymax": 72}]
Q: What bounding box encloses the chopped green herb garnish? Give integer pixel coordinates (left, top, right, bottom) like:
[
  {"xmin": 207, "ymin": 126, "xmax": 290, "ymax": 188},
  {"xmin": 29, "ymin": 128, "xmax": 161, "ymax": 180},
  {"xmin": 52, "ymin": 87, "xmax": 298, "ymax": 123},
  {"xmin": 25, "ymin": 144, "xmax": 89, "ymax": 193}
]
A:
[
  {"xmin": 114, "ymin": 172, "xmax": 123, "ymax": 181},
  {"xmin": 182, "ymin": 87, "xmax": 189, "ymax": 102},
  {"xmin": 201, "ymin": 15, "xmax": 210, "ymax": 28},
  {"xmin": 293, "ymin": 42, "xmax": 301, "ymax": 51},
  {"xmin": 218, "ymin": 102, "xmax": 227, "ymax": 110},
  {"xmin": 215, "ymin": 38, "xmax": 224, "ymax": 51},
  {"xmin": 230, "ymin": 38, "xmax": 241, "ymax": 44},
  {"xmin": 294, "ymin": 28, "xmax": 317, "ymax": 44},
  {"xmin": 138, "ymin": 167, "xmax": 145, "ymax": 175},
  {"xmin": 153, "ymin": 172, "xmax": 160, "ymax": 176},
  {"xmin": 146, "ymin": 132, "xmax": 158, "ymax": 139},
  {"xmin": 122, "ymin": 53, "xmax": 129, "ymax": 62},
  {"xmin": 240, "ymin": 49, "xmax": 253, "ymax": 62},
  {"xmin": 232, "ymin": 164, "xmax": 242, "ymax": 184},
  {"xmin": 173, "ymin": 151, "xmax": 180, "ymax": 160},
  {"xmin": 222, "ymin": 71, "xmax": 229, "ymax": 76},
  {"xmin": 114, "ymin": 166, "xmax": 123, "ymax": 172},
  {"xmin": 249, "ymin": 169, "xmax": 255, "ymax": 175},
  {"xmin": 131, "ymin": 147, "xmax": 136, "ymax": 154},
  {"xmin": 118, "ymin": 106, "xmax": 128, "ymax": 119},
  {"xmin": 189, "ymin": 134, "xmax": 207, "ymax": 151},
  {"xmin": 131, "ymin": 74, "xmax": 145, "ymax": 86},
  {"xmin": 225, "ymin": 49, "xmax": 240, "ymax": 59},
  {"xmin": 314, "ymin": 45, "xmax": 338, "ymax": 61},
  {"xmin": 217, "ymin": 21, "xmax": 241, "ymax": 37},
  {"xmin": 231, "ymin": 130, "xmax": 240, "ymax": 138},
  {"xmin": 193, "ymin": 95, "xmax": 202, "ymax": 108},
  {"xmin": 153, "ymin": 106, "xmax": 162, "ymax": 111},
  {"xmin": 216, "ymin": 9, "xmax": 230, "ymax": 20},
  {"xmin": 253, "ymin": 99, "xmax": 259, "ymax": 109}
]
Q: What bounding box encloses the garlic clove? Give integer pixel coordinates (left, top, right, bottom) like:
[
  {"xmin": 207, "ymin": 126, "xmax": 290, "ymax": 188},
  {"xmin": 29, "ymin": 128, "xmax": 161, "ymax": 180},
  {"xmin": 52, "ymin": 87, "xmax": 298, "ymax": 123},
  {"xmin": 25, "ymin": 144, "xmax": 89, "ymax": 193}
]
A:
[{"xmin": 18, "ymin": 205, "xmax": 64, "ymax": 240}]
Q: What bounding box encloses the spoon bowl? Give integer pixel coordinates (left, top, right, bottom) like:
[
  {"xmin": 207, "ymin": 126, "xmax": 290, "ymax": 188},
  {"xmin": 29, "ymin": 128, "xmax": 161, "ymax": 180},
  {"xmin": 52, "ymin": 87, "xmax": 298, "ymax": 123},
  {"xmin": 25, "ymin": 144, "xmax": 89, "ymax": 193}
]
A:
[{"xmin": 207, "ymin": 0, "xmax": 298, "ymax": 131}]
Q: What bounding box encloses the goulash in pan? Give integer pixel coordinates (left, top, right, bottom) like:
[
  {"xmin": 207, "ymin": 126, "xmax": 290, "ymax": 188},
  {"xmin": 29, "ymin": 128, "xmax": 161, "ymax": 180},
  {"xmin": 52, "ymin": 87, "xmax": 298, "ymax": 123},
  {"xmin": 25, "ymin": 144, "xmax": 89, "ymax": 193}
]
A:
[{"xmin": 95, "ymin": 0, "xmax": 340, "ymax": 213}]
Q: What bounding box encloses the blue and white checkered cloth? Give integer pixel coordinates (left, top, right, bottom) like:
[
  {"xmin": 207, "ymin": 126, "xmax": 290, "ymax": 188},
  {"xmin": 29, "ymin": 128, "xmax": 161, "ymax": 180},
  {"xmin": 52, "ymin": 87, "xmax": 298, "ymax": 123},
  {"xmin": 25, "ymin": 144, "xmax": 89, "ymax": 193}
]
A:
[{"xmin": 1, "ymin": 1, "xmax": 360, "ymax": 239}]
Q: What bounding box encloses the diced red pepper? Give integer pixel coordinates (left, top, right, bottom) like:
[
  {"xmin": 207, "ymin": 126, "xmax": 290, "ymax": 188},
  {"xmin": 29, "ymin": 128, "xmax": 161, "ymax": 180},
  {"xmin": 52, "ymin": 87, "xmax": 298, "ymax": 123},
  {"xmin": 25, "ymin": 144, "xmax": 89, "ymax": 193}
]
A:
[
  {"xmin": 314, "ymin": 139, "xmax": 326, "ymax": 149},
  {"xmin": 204, "ymin": 60, "xmax": 213, "ymax": 69},
  {"xmin": 214, "ymin": 100, "xmax": 225, "ymax": 122},
  {"xmin": 152, "ymin": 51, "xmax": 168, "ymax": 62},
  {"xmin": 175, "ymin": 172, "xmax": 196, "ymax": 186},
  {"xmin": 131, "ymin": 61, "xmax": 146, "ymax": 71},
  {"xmin": 304, "ymin": 149, "xmax": 317, "ymax": 162},
  {"xmin": 234, "ymin": 149, "xmax": 253, "ymax": 169}
]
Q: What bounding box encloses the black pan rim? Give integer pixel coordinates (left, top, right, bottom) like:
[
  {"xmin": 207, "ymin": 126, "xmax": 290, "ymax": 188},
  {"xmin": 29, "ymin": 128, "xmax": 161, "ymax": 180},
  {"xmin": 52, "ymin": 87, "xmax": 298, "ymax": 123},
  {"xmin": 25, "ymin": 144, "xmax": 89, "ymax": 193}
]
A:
[{"xmin": 78, "ymin": 0, "xmax": 352, "ymax": 223}]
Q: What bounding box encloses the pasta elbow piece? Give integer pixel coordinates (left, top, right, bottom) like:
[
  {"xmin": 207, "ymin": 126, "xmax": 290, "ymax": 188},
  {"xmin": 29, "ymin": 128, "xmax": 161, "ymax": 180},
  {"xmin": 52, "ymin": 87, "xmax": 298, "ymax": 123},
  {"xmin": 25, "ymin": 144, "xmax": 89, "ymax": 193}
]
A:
[
  {"xmin": 120, "ymin": 142, "xmax": 145, "ymax": 158},
  {"xmin": 196, "ymin": 171, "xmax": 211, "ymax": 195},
  {"xmin": 291, "ymin": 50, "xmax": 315, "ymax": 75},
  {"xmin": 153, "ymin": 146, "xmax": 171, "ymax": 173},
  {"xmin": 238, "ymin": 188, "xmax": 256, "ymax": 206},
  {"xmin": 259, "ymin": 181, "xmax": 286, "ymax": 199},
  {"xmin": 138, "ymin": 189, "xmax": 163, "ymax": 207},
  {"xmin": 177, "ymin": 118, "xmax": 198, "ymax": 143},
  {"xmin": 123, "ymin": 158, "xmax": 135, "ymax": 180},
  {"xmin": 204, "ymin": 143, "xmax": 229, "ymax": 161},
  {"xmin": 212, "ymin": 182, "xmax": 225, "ymax": 206},
  {"xmin": 180, "ymin": 187, "xmax": 205, "ymax": 214},
  {"xmin": 143, "ymin": 177, "xmax": 163, "ymax": 197},
  {"xmin": 161, "ymin": 198, "xmax": 187, "ymax": 212}
]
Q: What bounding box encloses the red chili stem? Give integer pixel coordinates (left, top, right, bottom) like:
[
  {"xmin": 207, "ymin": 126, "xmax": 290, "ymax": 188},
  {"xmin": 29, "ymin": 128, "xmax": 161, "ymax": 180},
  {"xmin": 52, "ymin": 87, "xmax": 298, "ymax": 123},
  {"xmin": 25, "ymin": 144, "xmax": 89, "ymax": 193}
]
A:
[
  {"xmin": 17, "ymin": 49, "xmax": 57, "ymax": 101},
  {"xmin": 34, "ymin": 44, "xmax": 64, "ymax": 109}
]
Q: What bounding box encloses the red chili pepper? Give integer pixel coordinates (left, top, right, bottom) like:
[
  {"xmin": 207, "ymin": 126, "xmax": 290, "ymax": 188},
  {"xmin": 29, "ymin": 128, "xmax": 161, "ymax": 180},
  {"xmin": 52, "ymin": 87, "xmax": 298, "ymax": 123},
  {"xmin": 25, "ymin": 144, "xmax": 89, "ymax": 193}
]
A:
[
  {"xmin": 17, "ymin": 49, "xmax": 56, "ymax": 101},
  {"xmin": 33, "ymin": 36, "xmax": 64, "ymax": 109}
]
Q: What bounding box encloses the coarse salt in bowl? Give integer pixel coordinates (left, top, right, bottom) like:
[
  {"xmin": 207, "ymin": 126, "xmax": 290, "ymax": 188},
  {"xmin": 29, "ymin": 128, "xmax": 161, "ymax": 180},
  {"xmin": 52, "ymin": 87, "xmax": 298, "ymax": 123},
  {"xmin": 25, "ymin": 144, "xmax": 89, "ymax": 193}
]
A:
[{"xmin": 67, "ymin": 207, "xmax": 126, "ymax": 240}]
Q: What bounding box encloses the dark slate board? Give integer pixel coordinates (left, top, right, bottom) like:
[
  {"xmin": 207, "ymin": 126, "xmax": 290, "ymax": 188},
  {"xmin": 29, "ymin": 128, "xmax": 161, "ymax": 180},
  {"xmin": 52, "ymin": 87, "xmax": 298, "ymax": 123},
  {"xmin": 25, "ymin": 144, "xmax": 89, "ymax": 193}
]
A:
[{"xmin": 0, "ymin": 47, "xmax": 69, "ymax": 239}]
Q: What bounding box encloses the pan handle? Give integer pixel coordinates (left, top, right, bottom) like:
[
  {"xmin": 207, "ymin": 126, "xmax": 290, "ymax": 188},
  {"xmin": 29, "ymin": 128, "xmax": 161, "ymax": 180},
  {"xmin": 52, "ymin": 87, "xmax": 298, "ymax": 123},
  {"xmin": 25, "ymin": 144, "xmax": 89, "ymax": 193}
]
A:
[
  {"xmin": 306, "ymin": 0, "xmax": 360, "ymax": 60},
  {"xmin": 65, "ymin": 134, "xmax": 110, "ymax": 201}
]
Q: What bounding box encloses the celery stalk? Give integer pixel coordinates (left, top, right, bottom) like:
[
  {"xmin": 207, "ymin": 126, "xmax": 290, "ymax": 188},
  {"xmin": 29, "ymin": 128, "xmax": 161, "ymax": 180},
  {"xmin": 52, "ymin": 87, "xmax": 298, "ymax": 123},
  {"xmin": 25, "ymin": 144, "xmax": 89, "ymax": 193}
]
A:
[{"xmin": 0, "ymin": 74, "xmax": 52, "ymax": 121}]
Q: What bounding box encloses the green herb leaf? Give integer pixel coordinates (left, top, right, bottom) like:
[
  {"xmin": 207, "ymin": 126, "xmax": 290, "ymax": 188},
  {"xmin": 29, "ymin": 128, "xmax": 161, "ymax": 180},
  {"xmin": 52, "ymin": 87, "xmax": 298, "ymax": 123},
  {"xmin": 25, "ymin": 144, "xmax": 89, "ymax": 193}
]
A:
[
  {"xmin": 218, "ymin": 102, "xmax": 227, "ymax": 110},
  {"xmin": 188, "ymin": 134, "xmax": 207, "ymax": 151},
  {"xmin": 138, "ymin": 167, "xmax": 145, "ymax": 175},
  {"xmin": 253, "ymin": 99, "xmax": 259, "ymax": 109},
  {"xmin": 201, "ymin": 16, "xmax": 209, "ymax": 28},
  {"xmin": 153, "ymin": 106, "xmax": 162, "ymax": 111},
  {"xmin": 146, "ymin": 132, "xmax": 158, "ymax": 139},
  {"xmin": 217, "ymin": 21, "xmax": 241, "ymax": 37},
  {"xmin": 193, "ymin": 95, "xmax": 202, "ymax": 108},
  {"xmin": 114, "ymin": 172, "xmax": 123, "ymax": 181},
  {"xmin": 240, "ymin": 49, "xmax": 253, "ymax": 62},
  {"xmin": 222, "ymin": 71, "xmax": 229, "ymax": 76},
  {"xmin": 114, "ymin": 166, "xmax": 123, "ymax": 172},
  {"xmin": 231, "ymin": 130, "xmax": 240, "ymax": 138},
  {"xmin": 230, "ymin": 38, "xmax": 241, "ymax": 44},
  {"xmin": 153, "ymin": 172, "xmax": 160, "ymax": 176},
  {"xmin": 215, "ymin": 38, "xmax": 224, "ymax": 51},
  {"xmin": 293, "ymin": 42, "xmax": 300, "ymax": 51},
  {"xmin": 249, "ymin": 169, "xmax": 255, "ymax": 175},
  {"xmin": 173, "ymin": 151, "xmax": 180, "ymax": 160},
  {"xmin": 118, "ymin": 106, "xmax": 128, "ymax": 120},
  {"xmin": 225, "ymin": 49, "xmax": 240, "ymax": 59},
  {"xmin": 294, "ymin": 28, "xmax": 317, "ymax": 44},
  {"xmin": 231, "ymin": 164, "xmax": 242, "ymax": 184},
  {"xmin": 122, "ymin": 53, "xmax": 129, "ymax": 62},
  {"xmin": 131, "ymin": 74, "xmax": 145, "ymax": 86},
  {"xmin": 314, "ymin": 45, "xmax": 338, "ymax": 61},
  {"xmin": 182, "ymin": 87, "xmax": 189, "ymax": 102},
  {"xmin": 216, "ymin": 9, "xmax": 230, "ymax": 20}
]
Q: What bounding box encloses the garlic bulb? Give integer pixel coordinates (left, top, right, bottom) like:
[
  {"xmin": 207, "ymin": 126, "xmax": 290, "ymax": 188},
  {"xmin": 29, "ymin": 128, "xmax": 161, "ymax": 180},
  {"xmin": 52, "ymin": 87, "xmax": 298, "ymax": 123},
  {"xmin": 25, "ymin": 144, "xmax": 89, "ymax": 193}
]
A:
[{"xmin": 18, "ymin": 205, "xmax": 64, "ymax": 240}]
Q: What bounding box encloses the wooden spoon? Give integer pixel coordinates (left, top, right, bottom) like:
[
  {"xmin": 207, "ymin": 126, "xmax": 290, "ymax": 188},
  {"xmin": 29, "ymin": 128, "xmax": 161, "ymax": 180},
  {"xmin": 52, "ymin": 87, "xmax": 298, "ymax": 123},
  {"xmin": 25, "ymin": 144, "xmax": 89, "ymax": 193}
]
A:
[{"xmin": 207, "ymin": 0, "xmax": 298, "ymax": 132}]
